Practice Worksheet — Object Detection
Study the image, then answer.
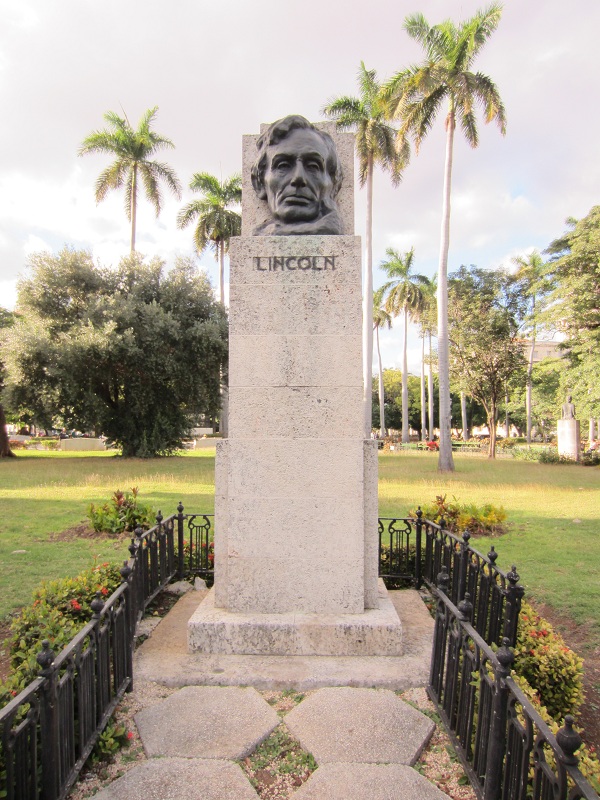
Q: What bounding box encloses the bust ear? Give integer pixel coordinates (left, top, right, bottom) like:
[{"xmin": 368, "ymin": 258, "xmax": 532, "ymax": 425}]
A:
[{"xmin": 251, "ymin": 169, "xmax": 267, "ymax": 201}]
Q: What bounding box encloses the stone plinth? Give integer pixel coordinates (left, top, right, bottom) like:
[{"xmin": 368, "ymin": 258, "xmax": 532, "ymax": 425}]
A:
[
  {"xmin": 188, "ymin": 120, "xmax": 400, "ymax": 657},
  {"xmin": 557, "ymin": 418, "xmax": 580, "ymax": 461}
]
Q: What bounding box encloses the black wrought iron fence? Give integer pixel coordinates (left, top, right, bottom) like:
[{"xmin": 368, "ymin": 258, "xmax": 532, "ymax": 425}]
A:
[{"xmin": 428, "ymin": 576, "xmax": 599, "ymax": 800}]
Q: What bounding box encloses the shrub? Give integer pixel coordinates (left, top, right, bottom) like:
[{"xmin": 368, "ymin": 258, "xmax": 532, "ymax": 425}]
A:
[
  {"xmin": 581, "ymin": 451, "xmax": 600, "ymax": 467},
  {"xmin": 414, "ymin": 494, "xmax": 507, "ymax": 536},
  {"xmin": 3, "ymin": 562, "xmax": 123, "ymax": 693},
  {"xmin": 513, "ymin": 601, "xmax": 584, "ymax": 721},
  {"xmin": 88, "ymin": 487, "xmax": 155, "ymax": 535},
  {"xmin": 538, "ymin": 450, "xmax": 577, "ymax": 465}
]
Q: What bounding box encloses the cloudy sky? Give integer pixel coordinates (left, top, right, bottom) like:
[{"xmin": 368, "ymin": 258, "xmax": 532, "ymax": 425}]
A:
[{"xmin": 1, "ymin": 0, "xmax": 598, "ymax": 372}]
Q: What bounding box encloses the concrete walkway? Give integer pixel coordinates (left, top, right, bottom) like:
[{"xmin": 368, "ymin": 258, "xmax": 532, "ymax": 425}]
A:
[{"xmin": 93, "ymin": 587, "xmax": 452, "ymax": 799}]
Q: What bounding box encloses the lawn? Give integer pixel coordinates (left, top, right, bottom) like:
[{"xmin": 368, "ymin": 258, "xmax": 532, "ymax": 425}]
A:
[{"xmin": 1, "ymin": 450, "xmax": 598, "ymax": 651}]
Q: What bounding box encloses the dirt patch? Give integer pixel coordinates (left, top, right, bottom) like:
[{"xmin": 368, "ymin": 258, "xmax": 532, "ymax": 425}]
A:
[
  {"xmin": 532, "ymin": 601, "xmax": 600, "ymax": 753},
  {"xmin": 47, "ymin": 522, "xmax": 126, "ymax": 542}
]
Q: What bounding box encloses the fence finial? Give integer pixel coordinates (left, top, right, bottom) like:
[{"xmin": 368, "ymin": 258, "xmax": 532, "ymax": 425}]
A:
[
  {"xmin": 556, "ymin": 715, "xmax": 582, "ymax": 766},
  {"xmin": 36, "ymin": 640, "xmax": 55, "ymax": 675},
  {"xmin": 437, "ymin": 565, "xmax": 450, "ymax": 595}
]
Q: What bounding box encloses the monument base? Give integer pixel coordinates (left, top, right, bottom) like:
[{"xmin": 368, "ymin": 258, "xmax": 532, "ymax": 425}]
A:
[
  {"xmin": 557, "ymin": 418, "xmax": 580, "ymax": 461},
  {"xmin": 188, "ymin": 580, "xmax": 403, "ymax": 657}
]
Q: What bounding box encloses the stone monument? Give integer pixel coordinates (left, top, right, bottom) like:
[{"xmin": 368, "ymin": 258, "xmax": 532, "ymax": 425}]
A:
[
  {"xmin": 188, "ymin": 116, "xmax": 402, "ymax": 656},
  {"xmin": 557, "ymin": 394, "xmax": 580, "ymax": 461}
]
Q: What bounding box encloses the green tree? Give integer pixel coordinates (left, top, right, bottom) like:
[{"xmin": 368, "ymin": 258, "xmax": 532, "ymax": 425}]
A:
[
  {"xmin": 177, "ymin": 172, "xmax": 242, "ymax": 304},
  {"xmin": 373, "ymin": 287, "xmax": 392, "ymax": 436},
  {"xmin": 4, "ymin": 249, "xmax": 227, "ymax": 457},
  {"xmin": 448, "ymin": 265, "xmax": 526, "ymax": 457},
  {"xmin": 543, "ymin": 207, "xmax": 600, "ymax": 423},
  {"xmin": 79, "ymin": 107, "xmax": 181, "ymax": 253},
  {"xmin": 372, "ymin": 369, "xmax": 423, "ymax": 434},
  {"xmin": 323, "ymin": 62, "xmax": 408, "ymax": 436},
  {"xmin": 0, "ymin": 307, "xmax": 16, "ymax": 457},
  {"xmin": 383, "ymin": 5, "xmax": 506, "ymax": 470},
  {"xmin": 379, "ymin": 248, "xmax": 428, "ymax": 443}
]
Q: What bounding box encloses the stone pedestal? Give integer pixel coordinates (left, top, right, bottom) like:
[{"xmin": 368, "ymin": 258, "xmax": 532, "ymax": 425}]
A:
[
  {"xmin": 557, "ymin": 419, "xmax": 580, "ymax": 461},
  {"xmin": 188, "ymin": 121, "xmax": 401, "ymax": 657}
]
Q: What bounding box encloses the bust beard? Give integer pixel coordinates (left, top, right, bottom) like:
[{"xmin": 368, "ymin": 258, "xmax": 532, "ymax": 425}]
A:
[{"xmin": 252, "ymin": 208, "xmax": 343, "ymax": 236}]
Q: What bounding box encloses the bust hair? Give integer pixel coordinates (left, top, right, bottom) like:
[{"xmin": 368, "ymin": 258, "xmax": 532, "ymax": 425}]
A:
[{"xmin": 251, "ymin": 115, "xmax": 343, "ymax": 203}]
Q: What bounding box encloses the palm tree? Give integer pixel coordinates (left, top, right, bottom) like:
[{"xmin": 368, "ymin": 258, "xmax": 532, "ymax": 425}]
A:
[
  {"xmin": 513, "ymin": 250, "xmax": 545, "ymax": 444},
  {"xmin": 412, "ymin": 275, "xmax": 436, "ymax": 440},
  {"xmin": 373, "ymin": 287, "xmax": 393, "ymax": 438},
  {"xmin": 383, "ymin": 5, "xmax": 506, "ymax": 470},
  {"xmin": 323, "ymin": 63, "xmax": 409, "ymax": 437},
  {"xmin": 79, "ymin": 107, "xmax": 181, "ymax": 253},
  {"xmin": 380, "ymin": 248, "xmax": 428, "ymax": 443},
  {"xmin": 177, "ymin": 173, "xmax": 242, "ymax": 305}
]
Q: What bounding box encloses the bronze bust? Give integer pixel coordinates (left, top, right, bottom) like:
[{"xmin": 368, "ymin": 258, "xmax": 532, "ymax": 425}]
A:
[{"xmin": 251, "ymin": 115, "xmax": 343, "ymax": 236}]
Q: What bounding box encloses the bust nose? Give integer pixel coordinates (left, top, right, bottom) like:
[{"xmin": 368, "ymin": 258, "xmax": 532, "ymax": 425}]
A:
[{"xmin": 290, "ymin": 160, "xmax": 308, "ymax": 186}]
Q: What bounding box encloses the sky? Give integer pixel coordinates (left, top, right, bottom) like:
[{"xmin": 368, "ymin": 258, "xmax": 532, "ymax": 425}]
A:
[{"xmin": 1, "ymin": 0, "xmax": 598, "ymax": 374}]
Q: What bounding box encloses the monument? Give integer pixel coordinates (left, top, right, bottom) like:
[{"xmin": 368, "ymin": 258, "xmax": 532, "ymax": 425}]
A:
[
  {"xmin": 188, "ymin": 116, "xmax": 403, "ymax": 656},
  {"xmin": 557, "ymin": 394, "xmax": 580, "ymax": 461}
]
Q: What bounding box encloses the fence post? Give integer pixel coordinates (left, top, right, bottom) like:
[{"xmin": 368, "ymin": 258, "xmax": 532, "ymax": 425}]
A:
[
  {"xmin": 177, "ymin": 501, "xmax": 185, "ymax": 579},
  {"xmin": 37, "ymin": 640, "xmax": 59, "ymax": 800},
  {"xmin": 483, "ymin": 637, "xmax": 514, "ymax": 800},
  {"xmin": 415, "ymin": 507, "xmax": 423, "ymax": 588},
  {"xmin": 458, "ymin": 530, "xmax": 471, "ymax": 602},
  {"xmin": 120, "ymin": 560, "xmax": 134, "ymax": 691},
  {"xmin": 503, "ymin": 565, "xmax": 524, "ymax": 647}
]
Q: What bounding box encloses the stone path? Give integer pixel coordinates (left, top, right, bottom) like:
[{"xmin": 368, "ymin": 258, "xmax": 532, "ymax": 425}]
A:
[{"xmin": 92, "ymin": 587, "xmax": 453, "ymax": 799}]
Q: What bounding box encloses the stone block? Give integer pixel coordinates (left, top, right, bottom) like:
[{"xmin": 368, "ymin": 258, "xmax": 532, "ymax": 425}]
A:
[
  {"xmin": 229, "ymin": 333, "xmax": 362, "ymax": 388},
  {"xmin": 229, "ymin": 386, "xmax": 364, "ymax": 439},
  {"xmin": 557, "ymin": 418, "xmax": 580, "ymax": 461}
]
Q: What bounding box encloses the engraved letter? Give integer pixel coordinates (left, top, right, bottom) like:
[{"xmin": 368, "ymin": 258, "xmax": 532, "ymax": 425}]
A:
[
  {"xmin": 298, "ymin": 257, "xmax": 312, "ymax": 270},
  {"xmin": 324, "ymin": 256, "xmax": 336, "ymax": 270},
  {"xmin": 255, "ymin": 257, "xmax": 267, "ymax": 271},
  {"xmin": 285, "ymin": 257, "xmax": 297, "ymax": 270}
]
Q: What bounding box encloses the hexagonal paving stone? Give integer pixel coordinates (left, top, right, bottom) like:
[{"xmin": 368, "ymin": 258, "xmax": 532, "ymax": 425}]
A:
[
  {"xmin": 293, "ymin": 763, "xmax": 451, "ymax": 799},
  {"xmin": 134, "ymin": 686, "xmax": 279, "ymax": 759},
  {"xmin": 91, "ymin": 757, "xmax": 260, "ymax": 800},
  {"xmin": 284, "ymin": 687, "xmax": 435, "ymax": 765}
]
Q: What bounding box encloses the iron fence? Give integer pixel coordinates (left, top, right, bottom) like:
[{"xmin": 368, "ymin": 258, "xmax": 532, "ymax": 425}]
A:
[{"xmin": 429, "ymin": 576, "xmax": 599, "ymax": 800}]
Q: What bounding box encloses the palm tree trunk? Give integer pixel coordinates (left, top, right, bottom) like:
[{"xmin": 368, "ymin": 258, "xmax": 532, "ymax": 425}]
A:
[
  {"xmin": 376, "ymin": 326, "xmax": 385, "ymax": 437},
  {"xmin": 219, "ymin": 241, "xmax": 225, "ymax": 305},
  {"xmin": 526, "ymin": 311, "xmax": 535, "ymax": 444},
  {"xmin": 460, "ymin": 392, "xmax": 468, "ymax": 441},
  {"xmin": 436, "ymin": 111, "xmax": 456, "ymax": 471},
  {"xmin": 363, "ymin": 154, "xmax": 374, "ymax": 438},
  {"xmin": 589, "ymin": 418, "xmax": 595, "ymax": 443},
  {"xmin": 401, "ymin": 308, "xmax": 409, "ymax": 443},
  {"xmin": 428, "ymin": 331, "xmax": 434, "ymax": 440},
  {"xmin": 130, "ymin": 164, "xmax": 138, "ymax": 253},
  {"xmin": 420, "ymin": 334, "xmax": 426, "ymax": 440}
]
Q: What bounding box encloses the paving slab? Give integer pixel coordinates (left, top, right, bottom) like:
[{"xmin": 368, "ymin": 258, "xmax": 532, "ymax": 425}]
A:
[
  {"xmin": 292, "ymin": 763, "xmax": 451, "ymax": 799},
  {"xmin": 134, "ymin": 685, "xmax": 279, "ymax": 759},
  {"xmin": 91, "ymin": 758, "xmax": 260, "ymax": 800},
  {"xmin": 134, "ymin": 588, "xmax": 433, "ymax": 690},
  {"xmin": 284, "ymin": 687, "xmax": 435, "ymax": 765}
]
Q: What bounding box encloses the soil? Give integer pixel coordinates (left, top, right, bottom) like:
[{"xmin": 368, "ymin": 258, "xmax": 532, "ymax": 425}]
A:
[{"xmin": 47, "ymin": 522, "xmax": 127, "ymax": 542}]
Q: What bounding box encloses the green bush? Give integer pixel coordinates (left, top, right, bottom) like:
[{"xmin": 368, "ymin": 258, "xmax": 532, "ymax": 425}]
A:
[
  {"xmin": 513, "ymin": 601, "xmax": 584, "ymax": 721},
  {"xmin": 2, "ymin": 562, "xmax": 123, "ymax": 695},
  {"xmin": 88, "ymin": 487, "xmax": 155, "ymax": 535},
  {"xmin": 414, "ymin": 494, "xmax": 507, "ymax": 536},
  {"xmin": 538, "ymin": 450, "xmax": 577, "ymax": 465}
]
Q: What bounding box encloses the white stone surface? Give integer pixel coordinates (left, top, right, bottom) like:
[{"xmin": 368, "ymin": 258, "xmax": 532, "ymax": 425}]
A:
[
  {"xmin": 241, "ymin": 122, "xmax": 354, "ymax": 238},
  {"xmin": 188, "ymin": 581, "xmax": 402, "ymax": 656},
  {"xmin": 557, "ymin": 418, "xmax": 580, "ymax": 461}
]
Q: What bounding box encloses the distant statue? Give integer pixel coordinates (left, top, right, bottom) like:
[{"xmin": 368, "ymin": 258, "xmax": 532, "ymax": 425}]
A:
[
  {"xmin": 561, "ymin": 394, "xmax": 576, "ymax": 419},
  {"xmin": 251, "ymin": 115, "xmax": 343, "ymax": 236}
]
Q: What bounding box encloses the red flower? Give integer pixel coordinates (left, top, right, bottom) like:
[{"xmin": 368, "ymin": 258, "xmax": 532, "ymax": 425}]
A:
[
  {"xmin": 71, "ymin": 599, "xmax": 82, "ymax": 611},
  {"xmin": 127, "ymin": 731, "xmax": 134, "ymax": 740},
  {"xmin": 100, "ymin": 587, "xmax": 109, "ymax": 596}
]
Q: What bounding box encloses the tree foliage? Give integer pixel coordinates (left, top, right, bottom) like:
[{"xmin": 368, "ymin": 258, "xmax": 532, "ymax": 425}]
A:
[
  {"xmin": 0, "ymin": 308, "xmax": 16, "ymax": 457},
  {"xmin": 543, "ymin": 206, "xmax": 600, "ymax": 420},
  {"xmin": 3, "ymin": 249, "xmax": 227, "ymax": 457},
  {"xmin": 448, "ymin": 265, "xmax": 526, "ymax": 457},
  {"xmin": 79, "ymin": 107, "xmax": 181, "ymax": 253}
]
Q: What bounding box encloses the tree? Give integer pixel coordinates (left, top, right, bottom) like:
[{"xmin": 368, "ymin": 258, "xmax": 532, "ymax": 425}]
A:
[
  {"xmin": 79, "ymin": 107, "xmax": 181, "ymax": 253},
  {"xmin": 383, "ymin": 5, "xmax": 506, "ymax": 470},
  {"xmin": 543, "ymin": 207, "xmax": 600, "ymax": 423},
  {"xmin": 373, "ymin": 287, "xmax": 392, "ymax": 437},
  {"xmin": 3, "ymin": 249, "xmax": 227, "ymax": 457},
  {"xmin": 0, "ymin": 307, "xmax": 16, "ymax": 457},
  {"xmin": 372, "ymin": 369, "xmax": 423, "ymax": 433},
  {"xmin": 379, "ymin": 248, "xmax": 428, "ymax": 443},
  {"xmin": 177, "ymin": 172, "xmax": 242, "ymax": 305},
  {"xmin": 448, "ymin": 265, "xmax": 526, "ymax": 457},
  {"xmin": 323, "ymin": 62, "xmax": 408, "ymax": 436},
  {"xmin": 512, "ymin": 250, "xmax": 547, "ymax": 444}
]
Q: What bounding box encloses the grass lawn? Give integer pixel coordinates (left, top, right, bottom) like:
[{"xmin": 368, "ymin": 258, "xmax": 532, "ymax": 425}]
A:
[{"xmin": 1, "ymin": 450, "xmax": 598, "ymax": 652}]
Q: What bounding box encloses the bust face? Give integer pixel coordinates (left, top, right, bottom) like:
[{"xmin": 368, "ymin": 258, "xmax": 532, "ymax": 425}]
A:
[{"xmin": 262, "ymin": 128, "xmax": 334, "ymax": 224}]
